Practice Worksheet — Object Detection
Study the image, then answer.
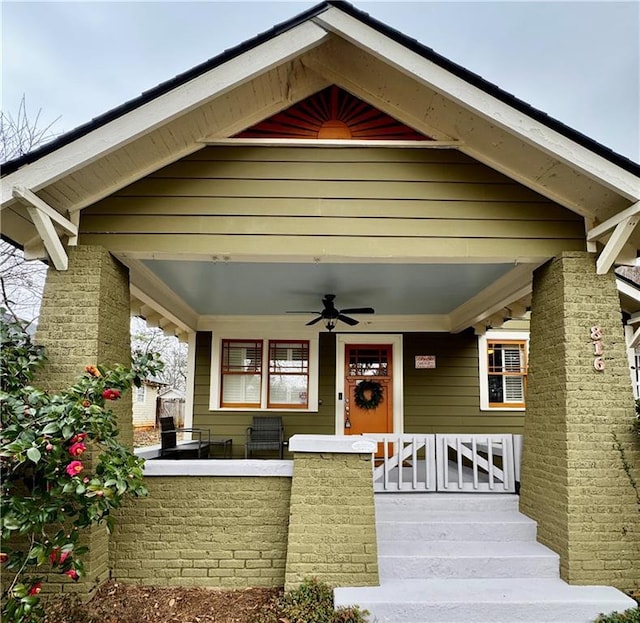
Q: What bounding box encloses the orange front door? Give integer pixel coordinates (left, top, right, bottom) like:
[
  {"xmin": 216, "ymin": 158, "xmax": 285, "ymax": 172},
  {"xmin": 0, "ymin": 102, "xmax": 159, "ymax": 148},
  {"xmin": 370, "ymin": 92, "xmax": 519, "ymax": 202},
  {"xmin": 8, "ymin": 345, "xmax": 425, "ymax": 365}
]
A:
[{"xmin": 343, "ymin": 344, "xmax": 393, "ymax": 436}]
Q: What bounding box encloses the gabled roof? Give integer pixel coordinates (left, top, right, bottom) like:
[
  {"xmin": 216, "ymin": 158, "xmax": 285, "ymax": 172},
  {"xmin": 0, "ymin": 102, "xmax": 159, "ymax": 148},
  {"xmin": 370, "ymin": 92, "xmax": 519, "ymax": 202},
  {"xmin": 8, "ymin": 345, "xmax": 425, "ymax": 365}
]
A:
[
  {"xmin": 3, "ymin": 0, "xmax": 637, "ymax": 177},
  {"xmin": 2, "ymin": 0, "xmax": 639, "ymax": 262}
]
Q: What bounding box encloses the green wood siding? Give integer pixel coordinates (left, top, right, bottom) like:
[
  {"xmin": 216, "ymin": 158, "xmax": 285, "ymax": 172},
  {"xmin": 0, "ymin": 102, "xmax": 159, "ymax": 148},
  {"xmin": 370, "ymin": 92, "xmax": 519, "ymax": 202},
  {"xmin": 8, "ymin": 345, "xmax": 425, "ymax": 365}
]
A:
[
  {"xmin": 80, "ymin": 147, "xmax": 584, "ymax": 259},
  {"xmin": 403, "ymin": 332, "xmax": 525, "ymax": 434},
  {"xmin": 192, "ymin": 330, "xmax": 525, "ymax": 455}
]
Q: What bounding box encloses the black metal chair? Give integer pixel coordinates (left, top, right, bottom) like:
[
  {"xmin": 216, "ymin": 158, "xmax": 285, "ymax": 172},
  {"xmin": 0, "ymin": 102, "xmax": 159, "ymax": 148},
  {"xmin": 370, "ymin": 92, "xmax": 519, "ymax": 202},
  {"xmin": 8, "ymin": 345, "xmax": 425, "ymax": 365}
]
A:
[
  {"xmin": 245, "ymin": 416, "xmax": 284, "ymax": 459},
  {"xmin": 159, "ymin": 416, "xmax": 210, "ymax": 459}
]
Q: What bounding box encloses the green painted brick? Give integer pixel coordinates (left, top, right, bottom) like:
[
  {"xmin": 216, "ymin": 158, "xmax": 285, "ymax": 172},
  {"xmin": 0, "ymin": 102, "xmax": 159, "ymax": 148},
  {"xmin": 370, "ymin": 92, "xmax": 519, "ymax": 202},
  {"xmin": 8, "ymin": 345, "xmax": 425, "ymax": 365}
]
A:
[
  {"xmin": 520, "ymin": 252, "xmax": 640, "ymax": 592},
  {"xmin": 284, "ymin": 452, "xmax": 379, "ymax": 591},
  {"xmin": 110, "ymin": 476, "xmax": 291, "ymax": 588}
]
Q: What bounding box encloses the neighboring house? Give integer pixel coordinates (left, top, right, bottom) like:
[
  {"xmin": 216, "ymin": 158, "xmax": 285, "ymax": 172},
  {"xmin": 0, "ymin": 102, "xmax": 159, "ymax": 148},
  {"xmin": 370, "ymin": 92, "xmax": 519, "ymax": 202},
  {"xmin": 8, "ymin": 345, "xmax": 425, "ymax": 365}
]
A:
[
  {"xmin": 131, "ymin": 378, "xmax": 165, "ymax": 428},
  {"xmin": 2, "ymin": 0, "xmax": 639, "ymax": 613}
]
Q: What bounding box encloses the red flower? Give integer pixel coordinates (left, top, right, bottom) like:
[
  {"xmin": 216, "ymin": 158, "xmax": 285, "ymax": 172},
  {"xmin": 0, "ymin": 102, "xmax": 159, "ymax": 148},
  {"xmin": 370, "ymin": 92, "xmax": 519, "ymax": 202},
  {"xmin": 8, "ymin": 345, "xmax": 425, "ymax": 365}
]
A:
[
  {"xmin": 82, "ymin": 400, "xmax": 91, "ymax": 408},
  {"xmin": 65, "ymin": 461, "xmax": 84, "ymax": 477},
  {"xmin": 85, "ymin": 365, "xmax": 101, "ymax": 377},
  {"xmin": 102, "ymin": 388, "xmax": 121, "ymax": 401},
  {"xmin": 0, "ymin": 552, "xmax": 7, "ymax": 563},
  {"xmin": 68, "ymin": 442, "xmax": 86, "ymax": 457},
  {"xmin": 71, "ymin": 433, "xmax": 87, "ymax": 443},
  {"xmin": 64, "ymin": 568, "xmax": 79, "ymax": 581},
  {"xmin": 50, "ymin": 548, "xmax": 71, "ymax": 565},
  {"xmin": 45, "ymin": 443, "xmax": 54, "ymax": 451},
  {"xmin": 28, "ymin": 582, "xmax": 42, "ymax": 595}
]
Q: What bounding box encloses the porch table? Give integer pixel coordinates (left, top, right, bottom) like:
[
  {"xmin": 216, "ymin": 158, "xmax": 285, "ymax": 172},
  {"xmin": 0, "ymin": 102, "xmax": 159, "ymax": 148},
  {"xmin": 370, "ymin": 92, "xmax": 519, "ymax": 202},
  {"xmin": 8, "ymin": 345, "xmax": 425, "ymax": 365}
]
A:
[{"xmin": 209, "ymin": 437, "xmax": 232, "ymax": 459}]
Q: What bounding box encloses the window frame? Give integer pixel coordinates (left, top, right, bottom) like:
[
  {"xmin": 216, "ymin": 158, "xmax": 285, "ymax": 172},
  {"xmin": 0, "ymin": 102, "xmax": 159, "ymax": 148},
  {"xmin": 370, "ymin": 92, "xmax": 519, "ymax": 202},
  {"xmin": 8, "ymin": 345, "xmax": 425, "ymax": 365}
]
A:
[
  {"xmin": 210, "ymin": 332, "xmax": 319, "ymax": 412},
  {"xmin": 478, "ymin": 330, "xmax": 529, "ymax": 411},
  {"xmin": 134, "ymin": 384, "xmax": 146, "ymax": 404},
  {"xmin": 220, "ymin": 339, "xmax": 264, "ymax": 408},
  {"xmin": 267, "ymin": 340, "xmax": 310, "ymax": 409}
]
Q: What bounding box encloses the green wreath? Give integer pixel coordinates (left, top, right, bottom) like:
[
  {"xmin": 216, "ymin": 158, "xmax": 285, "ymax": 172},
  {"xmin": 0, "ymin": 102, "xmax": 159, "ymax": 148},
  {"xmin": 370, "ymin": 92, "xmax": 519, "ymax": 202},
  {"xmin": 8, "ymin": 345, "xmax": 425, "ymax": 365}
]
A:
[{"xmin": 354, "ymin": 379, "xmax": 384, "ymax": 410}]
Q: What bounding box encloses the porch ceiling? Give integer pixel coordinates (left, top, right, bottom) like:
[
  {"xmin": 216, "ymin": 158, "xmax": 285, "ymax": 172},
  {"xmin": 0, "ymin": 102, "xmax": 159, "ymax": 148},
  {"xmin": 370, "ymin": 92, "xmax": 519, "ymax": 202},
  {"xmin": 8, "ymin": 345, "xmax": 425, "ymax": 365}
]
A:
[{"xmin": 140, "ymin": 260, "xmax": 513, "ymax": 316}]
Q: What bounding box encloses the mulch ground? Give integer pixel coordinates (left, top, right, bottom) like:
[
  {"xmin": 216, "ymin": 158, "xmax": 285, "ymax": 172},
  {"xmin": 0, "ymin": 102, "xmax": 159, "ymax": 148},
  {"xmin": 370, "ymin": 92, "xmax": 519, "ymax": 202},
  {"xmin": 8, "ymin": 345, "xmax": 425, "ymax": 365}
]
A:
[{"xmin": 44, "ymin": 580, "xmax": 283, "ymax": 623}]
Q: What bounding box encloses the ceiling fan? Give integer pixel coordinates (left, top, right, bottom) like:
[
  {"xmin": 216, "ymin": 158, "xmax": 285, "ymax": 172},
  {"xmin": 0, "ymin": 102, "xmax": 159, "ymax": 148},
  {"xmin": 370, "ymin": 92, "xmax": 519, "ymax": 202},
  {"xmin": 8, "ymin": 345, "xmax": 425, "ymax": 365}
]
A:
[{"xmin": 287, "ymin": 294, "xmax": 375, "ymax": 331}]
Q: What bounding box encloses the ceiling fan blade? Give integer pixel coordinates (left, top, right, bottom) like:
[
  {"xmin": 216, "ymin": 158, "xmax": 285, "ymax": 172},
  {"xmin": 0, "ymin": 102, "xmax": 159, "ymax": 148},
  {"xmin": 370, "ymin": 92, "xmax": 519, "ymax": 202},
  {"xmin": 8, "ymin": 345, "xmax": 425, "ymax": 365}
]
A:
[
  {"xmin": 286, "ymin": 311, "xmax": 321, "ymax": 314},
  {"xmin": 340, "ymin": 307, "xmax": 375, "ymax": 315},
  {"xmin": 306, "ymin": 316, "xmax": 324, "ymax": 326},
  {"xmin": 337, "ymin": 314, "xmax": 359, "ymax": 326}
]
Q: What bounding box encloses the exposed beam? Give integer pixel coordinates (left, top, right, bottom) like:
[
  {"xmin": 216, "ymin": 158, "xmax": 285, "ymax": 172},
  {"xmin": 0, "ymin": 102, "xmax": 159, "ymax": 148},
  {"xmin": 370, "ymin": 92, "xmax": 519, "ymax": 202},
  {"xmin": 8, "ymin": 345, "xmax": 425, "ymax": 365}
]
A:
[
  {"xmin": 629, "ymin": 325, "xmax": 640, "ymax": 349},
  {"xmin": 12, "ymin": 186, "xmax": 78, "ymax": 236},
  {"xmin": 24, "ymin": 206, "xmax": 66, "ymax": 270},
  {"xmin": 596, "ymin": 215, "xmax": 640, "ymax": 274},
  {"xmin": 587, "ymin": 201, "xmax": 640, "ymax": 242},
  {"xmin": 11, "ymin": 186, "xmax": 78, "ymax": 270},
  {"xmin": 202, "ymin": 138, "xmax": 463, "ymax": 148}
]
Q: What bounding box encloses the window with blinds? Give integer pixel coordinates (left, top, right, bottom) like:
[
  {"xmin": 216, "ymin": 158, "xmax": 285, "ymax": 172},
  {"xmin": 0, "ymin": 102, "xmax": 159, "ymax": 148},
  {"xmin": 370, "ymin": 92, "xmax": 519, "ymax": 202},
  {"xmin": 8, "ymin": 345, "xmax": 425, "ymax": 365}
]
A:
[
  {"xmin": 268, "ymin": 340, "xmax": 310, "ymax": 408},
  {"xmin": 487, "ymin": 340, "xmax": 527, "ymax": 408},
  {"xmin": 220, "ymin": 340, "xmax": 263, "ymax": 407}
]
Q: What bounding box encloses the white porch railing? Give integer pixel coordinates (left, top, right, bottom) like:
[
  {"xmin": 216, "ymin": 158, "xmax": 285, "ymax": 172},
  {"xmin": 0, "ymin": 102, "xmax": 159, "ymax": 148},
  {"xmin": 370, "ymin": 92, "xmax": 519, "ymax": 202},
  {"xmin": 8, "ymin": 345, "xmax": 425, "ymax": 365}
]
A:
[
  {"xmin": 368, "ymin": 434, "xmax": 437, "ymax": 492},
  {"xmin": 365, "ymin": 433, "xmax": 522, "ymax": 493}
]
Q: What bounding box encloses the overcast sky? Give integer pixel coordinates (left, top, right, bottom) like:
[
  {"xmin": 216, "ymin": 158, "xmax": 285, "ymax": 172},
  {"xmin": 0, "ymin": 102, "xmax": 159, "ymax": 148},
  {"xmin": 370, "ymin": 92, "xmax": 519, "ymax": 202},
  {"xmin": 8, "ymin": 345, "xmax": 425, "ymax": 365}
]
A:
[{"xmin": 2, "ymin": 1, "xmax": 639, "ymax": 162}]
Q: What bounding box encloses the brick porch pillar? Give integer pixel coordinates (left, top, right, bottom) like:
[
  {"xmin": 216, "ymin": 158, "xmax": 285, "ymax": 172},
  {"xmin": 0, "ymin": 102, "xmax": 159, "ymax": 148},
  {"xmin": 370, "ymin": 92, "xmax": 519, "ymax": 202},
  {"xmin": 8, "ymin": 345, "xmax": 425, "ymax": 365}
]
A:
[
  {"xmin": 520, "ymin": 251, "xmax": 640, "ymax": 590},
  {"xmin": 284, "ymin": 435, "xmax": 379, "ymax": 591},
  {"xmin": 35, "ymin": 245, "xmax": 131, "ymax": 596}
]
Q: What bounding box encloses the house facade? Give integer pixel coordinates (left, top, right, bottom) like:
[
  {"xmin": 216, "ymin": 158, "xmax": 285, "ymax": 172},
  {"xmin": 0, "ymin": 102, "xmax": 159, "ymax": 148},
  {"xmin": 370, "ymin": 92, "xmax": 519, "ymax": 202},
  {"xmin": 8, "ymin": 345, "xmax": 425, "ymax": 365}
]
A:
[{"xmin": 2, "ymin": 0, "xmax": 639, "ymax": 601}]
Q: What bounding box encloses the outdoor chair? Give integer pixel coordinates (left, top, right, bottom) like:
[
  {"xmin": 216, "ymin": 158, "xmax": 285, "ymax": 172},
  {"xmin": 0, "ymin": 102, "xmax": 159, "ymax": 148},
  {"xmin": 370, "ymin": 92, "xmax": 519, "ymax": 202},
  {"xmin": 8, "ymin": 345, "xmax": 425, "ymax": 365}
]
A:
[
  {"xmin": 245, "ymin": 416, "xmax": 285, "ymax": 459},
  {"xmin": 159, "ymin": 416, "xmax": 211, "ymax": 459}
]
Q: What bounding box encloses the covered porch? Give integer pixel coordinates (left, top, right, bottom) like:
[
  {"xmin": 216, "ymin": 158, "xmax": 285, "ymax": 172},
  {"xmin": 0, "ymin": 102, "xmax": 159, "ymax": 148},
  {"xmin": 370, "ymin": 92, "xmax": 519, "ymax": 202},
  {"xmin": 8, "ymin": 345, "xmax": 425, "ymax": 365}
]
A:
[{"xmin": 2, "ymin": 0, "xmax": 639, "ymax": 598}]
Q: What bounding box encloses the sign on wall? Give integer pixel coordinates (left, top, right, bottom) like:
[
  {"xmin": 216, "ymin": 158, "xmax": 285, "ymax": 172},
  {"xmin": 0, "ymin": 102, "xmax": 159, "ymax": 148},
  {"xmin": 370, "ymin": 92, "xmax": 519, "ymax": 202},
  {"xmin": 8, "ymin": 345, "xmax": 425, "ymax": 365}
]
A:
[{"xmin": 415, "ymin": 355, "xmax": 436, "ymax": 369}]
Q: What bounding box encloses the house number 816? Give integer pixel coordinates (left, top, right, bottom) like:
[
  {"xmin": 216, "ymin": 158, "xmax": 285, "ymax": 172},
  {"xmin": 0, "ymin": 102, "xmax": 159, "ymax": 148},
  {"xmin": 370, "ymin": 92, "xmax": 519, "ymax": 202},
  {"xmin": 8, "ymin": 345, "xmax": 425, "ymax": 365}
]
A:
[{"xmin": 590, "ymin": 326, "xmax": 604, "ymax": 371}]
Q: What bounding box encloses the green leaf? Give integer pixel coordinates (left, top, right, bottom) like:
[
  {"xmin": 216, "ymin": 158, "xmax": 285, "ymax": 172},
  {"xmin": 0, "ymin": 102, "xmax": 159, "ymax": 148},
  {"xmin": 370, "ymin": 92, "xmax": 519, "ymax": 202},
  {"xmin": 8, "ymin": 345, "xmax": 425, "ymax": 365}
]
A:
[
  {"xmin": 42, "ymin": 422, "xmax": 60, "ymax": 434},
  {"xmin": 26, "ymin": 447, "xmax": 41, "ymax": 463}
]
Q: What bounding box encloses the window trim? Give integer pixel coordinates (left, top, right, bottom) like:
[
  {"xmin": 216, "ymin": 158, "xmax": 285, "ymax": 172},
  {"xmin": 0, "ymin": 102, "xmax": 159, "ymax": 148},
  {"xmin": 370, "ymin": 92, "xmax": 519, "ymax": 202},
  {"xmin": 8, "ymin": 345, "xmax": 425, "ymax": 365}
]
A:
[
  {"xmin": 220, "ymin": 339, "xmax": 263, "ymax": 408},
  {"xmin": 478, "ymin": 330, "xmax": 529, "ymax": 412},
  {"xmin": 210, "ymin": 332, "xmax": 319, "ymax": 412},
  {"xmin": 267, "ymin": 340, "xmax": 310, "ymax": 409}
]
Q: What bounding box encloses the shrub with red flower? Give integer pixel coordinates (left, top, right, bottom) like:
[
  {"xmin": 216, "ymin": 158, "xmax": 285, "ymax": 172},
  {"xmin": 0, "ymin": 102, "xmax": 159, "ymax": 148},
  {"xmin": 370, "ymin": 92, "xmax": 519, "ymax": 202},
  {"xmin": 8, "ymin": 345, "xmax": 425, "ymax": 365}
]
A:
[
  {"xmin": 65, "ymin": 460, "xmax": 84, "ymax": 476},
  {"xmin": 1, "ymin": 315, "xmax": 162, "ymax": 623},
  {"xmin": 102, "ymin": 388, "xmax": 121, "ymax": 401},
  {"xmin": 68, "ymin": 442, "xmax": 87, "ymax": 457}
]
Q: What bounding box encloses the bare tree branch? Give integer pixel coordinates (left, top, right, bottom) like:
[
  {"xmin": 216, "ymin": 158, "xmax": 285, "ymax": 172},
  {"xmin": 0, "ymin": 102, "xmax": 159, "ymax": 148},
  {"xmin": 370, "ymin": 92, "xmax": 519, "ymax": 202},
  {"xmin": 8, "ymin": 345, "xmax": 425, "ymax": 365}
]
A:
[{"xmin": 0, "ymin": 94, "xmax": 60, "ymax": 163}]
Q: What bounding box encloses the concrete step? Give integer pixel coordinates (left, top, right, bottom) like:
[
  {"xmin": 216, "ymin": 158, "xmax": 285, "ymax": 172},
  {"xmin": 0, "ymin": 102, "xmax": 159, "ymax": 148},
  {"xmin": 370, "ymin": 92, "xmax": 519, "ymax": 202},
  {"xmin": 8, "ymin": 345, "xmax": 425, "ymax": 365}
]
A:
[
  {"xmin": 334, "ymin": 578, "xmax": 637, "ymax": 623},
  {"xmin": 376, "ymin": 510, "xmax": 537, "ymax": 542},
  {"xmin": 375, "ymin": 493, "xmax": 520, "ymax": 513},
  {"xmin": 378, "ymin": 540, "xmax": 559, "ymax": 579}
]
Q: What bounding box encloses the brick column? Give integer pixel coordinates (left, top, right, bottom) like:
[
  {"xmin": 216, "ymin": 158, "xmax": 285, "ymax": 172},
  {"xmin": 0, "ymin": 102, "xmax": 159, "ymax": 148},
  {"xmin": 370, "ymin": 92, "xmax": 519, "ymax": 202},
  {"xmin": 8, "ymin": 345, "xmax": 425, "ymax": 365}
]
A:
[
  {"xmin": 284, "ymin": 436, "xmax": 379, "ymax": 591},
  {"xmin": 35, "ymin": 245, "xmax": 131, "ymax": 596},
  {"xmin": 520, "ymin": 252, "xmax": 640, "ymax": 590}
]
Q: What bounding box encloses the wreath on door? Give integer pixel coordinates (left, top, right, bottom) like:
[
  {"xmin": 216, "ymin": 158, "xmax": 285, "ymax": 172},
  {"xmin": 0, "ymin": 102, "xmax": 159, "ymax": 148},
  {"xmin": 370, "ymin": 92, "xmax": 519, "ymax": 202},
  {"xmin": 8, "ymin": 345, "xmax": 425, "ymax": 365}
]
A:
[{"xmin": 354, "ymin": 379, "xmax": 384, "ymax": 410}]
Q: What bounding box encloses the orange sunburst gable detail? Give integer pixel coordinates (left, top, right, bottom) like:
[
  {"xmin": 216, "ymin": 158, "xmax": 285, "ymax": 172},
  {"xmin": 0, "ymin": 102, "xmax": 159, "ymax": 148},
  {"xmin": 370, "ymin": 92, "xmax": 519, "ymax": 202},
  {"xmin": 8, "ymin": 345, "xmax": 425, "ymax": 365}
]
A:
[{"xmin": 235, "ymin": 86, "xmax": 431, "ymax": 140}]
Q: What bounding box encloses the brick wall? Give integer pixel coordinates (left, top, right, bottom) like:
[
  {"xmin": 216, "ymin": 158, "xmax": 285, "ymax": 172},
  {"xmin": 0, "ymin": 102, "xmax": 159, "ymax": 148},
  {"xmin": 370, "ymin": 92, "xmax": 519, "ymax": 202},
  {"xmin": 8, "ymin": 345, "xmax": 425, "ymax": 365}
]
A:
[
  {"xmin": 110, "ymin": 477, "xmax": 291, "ymax": 587},
  {"xmin": 520, "ymin": 252, "xmax": 640, "ymax": 590},
  {"xmin": 35, "ymin": 245, "xmax": 132, "ymax": 595},
  {"xmin": 285, "ymin": 450, "xmax": 379, "ymax": 590}
]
